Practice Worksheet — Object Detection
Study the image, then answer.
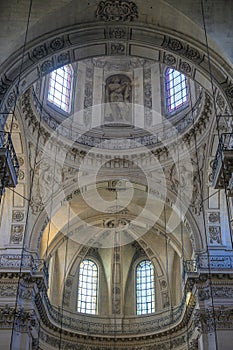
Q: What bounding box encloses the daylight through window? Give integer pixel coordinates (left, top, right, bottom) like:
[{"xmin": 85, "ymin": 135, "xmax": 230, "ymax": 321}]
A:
[
  {"xmin": 165, "ymin": 68, "xmax": 188, "ymax": 113},
  {"xmin": 47, "ymin": 64, "xmax": 73, "ymax": 112},
  {"xmin": 77, "ymin": 259, "xmax": 98, "ymax": 315},
  {"xmin": 136, "ymin": 260, "xmax": 155, "ymax": 315}
]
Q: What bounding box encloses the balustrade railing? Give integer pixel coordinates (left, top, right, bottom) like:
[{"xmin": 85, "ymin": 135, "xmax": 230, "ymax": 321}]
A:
[
  {"xmin": 40, "ymin": 290, "xmax": 188, "ymax": 335},
  {"xmin": 0, "ymin": 131, "xmax": 19, "ymax": 188},
  {"xmin": 212, "ymin": 132, "xmax": 233, "ymax": 189},
  {"xmin": 2, "ymin": 253, "xmax": 233, "ymax": 336},
  {"xmin": 0, "ymin": 253, "xmax": 48, "ymax": 285}
]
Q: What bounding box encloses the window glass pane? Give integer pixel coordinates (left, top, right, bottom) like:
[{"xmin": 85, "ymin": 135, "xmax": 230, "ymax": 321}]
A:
[
  {"xmin": 165, "ymin": 68, "xmax": 188, "ymax": 113},
  {"xmin": 47, "ymin": 64, "xmax": 72, "ymax": 113},
  {"xmin": 136, "ymin": 260, "xmax": 155, "ymax": 315},
  {"xmin": 77, "ymin": 259, "xmax": 98, "ymax": 315}
]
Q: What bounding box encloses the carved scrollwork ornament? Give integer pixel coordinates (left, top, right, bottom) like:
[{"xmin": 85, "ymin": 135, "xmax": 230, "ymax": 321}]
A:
[
  {"xmin": 0, "ymin": 83, "xmax": 7, "ymax": 95},
  {"xmin": 225, "ymin": 85, "xmax": 233, "ymax": 99},
  {"xmin": 7, "ymin": 91, "xmax": 16, "ymax": 107},
  {"xmin": 216, "ymin": 93, "xmax": 225, "ymax": 110},
  {"xmin": 96, "ymin": 0, "xmax": 138, "ymax": 22}
]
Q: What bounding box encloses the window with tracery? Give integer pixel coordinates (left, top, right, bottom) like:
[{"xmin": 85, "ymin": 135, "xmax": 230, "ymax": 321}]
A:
[
  {"xmin": 77, "ymin": 259, "xmax": 98, "ymax": 315},
  {"xmin": 47, "ymin": 64, "xmax": 73, "ymax": 113},
  {"xmin": 136, "ymin": 260, "xmax": 155, "ymax": 315},
  {"xmin": 165, "ymin": 68, "xmax": 188, "ymax": 113}
]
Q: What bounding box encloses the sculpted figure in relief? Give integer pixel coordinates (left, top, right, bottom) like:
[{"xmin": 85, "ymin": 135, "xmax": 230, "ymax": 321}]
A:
[{"xmin": 105, "ymin": 74, "xmax": 132, "ymax": 124}]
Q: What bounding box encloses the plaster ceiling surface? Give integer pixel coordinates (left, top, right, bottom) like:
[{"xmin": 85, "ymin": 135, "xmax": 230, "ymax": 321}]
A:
[
  {"xmin": 0, "ymin": 0, "xmax": 232, "ymax": 68},
  {"xmin": 164, "ymin": 0, "xmax": 233, "ymax": 64}
]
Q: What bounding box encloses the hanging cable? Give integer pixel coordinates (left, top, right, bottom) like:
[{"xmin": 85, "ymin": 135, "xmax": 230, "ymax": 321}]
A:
[
  {"xmin": 113, "ymin": 184, "xmax": 119, "ymax": 350},
  {"xmin": 175, "ymin": 132, "xmax": 191, "ymax": 349},
  {"xmin": 9, "ymin": 0, "xmax": 33, "ymax": 135},
  {"xmin": 9, "ymin": 65, "xmax": 47, "ymax": 350},
  {"xmin": 0, "ymin": 0, "xmax": 32, "ymax": 204},
  {"xmin": 163, "ymin": 204, "xmax": 172, "ymax": 350},
  {"xmin": 45, "ymin": 129, "xmax": 60, "ymax": 260},
  {"xmin": 200, "ymin": 0, "xmax": 233, "ymax": 249},
  {"xmin": 58, "ymin": 204, "xmax": 70, "ymax": 350},
  {"xmin": 188, "ymin": 76, "xmax": 219, "ymax": 349}
]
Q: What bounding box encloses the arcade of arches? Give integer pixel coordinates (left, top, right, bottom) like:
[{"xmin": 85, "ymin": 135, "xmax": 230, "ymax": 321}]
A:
[{"xmin": 0, "ymin": 1, "xmax": 233, "ymax": 349}]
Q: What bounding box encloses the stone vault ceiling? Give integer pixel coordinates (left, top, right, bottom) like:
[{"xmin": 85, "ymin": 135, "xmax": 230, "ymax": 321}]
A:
[{"xmin": 0, "ymin": 0, "xmax": 232, "ymax": 67}]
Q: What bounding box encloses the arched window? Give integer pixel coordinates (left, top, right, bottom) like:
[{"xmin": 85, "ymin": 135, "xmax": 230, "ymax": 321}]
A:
[
  {"xmin": 77, "ymin": 259, "xmax": 98, "ymax": 315},
  {"xmin": 136, "ymin": 260, "xmax": 155, "ymax": 315},
  {"xmin": 47, "ymin": 64, "xmax": 73, "ymax": 113},
  {"xmin": 165, "ymin": 68, "xmax": 188, "ymax": 113}
]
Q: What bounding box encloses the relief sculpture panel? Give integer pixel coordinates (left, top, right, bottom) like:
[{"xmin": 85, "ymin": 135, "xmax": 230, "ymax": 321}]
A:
[{"xmin": 104, "ymin": 74, "xmax": 132, "ymax": 125}]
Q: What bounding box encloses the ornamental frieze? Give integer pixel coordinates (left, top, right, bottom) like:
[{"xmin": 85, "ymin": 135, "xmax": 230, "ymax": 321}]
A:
[
  {"xmin": 162, "ymin": 36, "xmax": 204, "ymax": 64},
  {"xmin": 195, "ymin": 306, "xmax": 233, "ymax": 333},
  {"xmin": 21, "ymin": 86, "xmax": 210, "ymax": 155}
]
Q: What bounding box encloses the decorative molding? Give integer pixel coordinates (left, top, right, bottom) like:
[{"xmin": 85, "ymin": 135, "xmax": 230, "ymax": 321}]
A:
[
  {"xmin": 0, "ymin": 304, "xmax": 38, "ymax": 333},
  {"xmin": 198, "ymin": 255, "xmax": 233, "ymax": 269},
  {"xmin": 195, "ymin": 306, "xmax": 233, "ymax": 333},
  {"xmin": 163, "ymin": 53, "xmax": 176, "ymax": 66},
  {"xmin": 0, "ymin": 283, "xmax": 18, "ymax": 297},
  {"xmin": 110, "ymin": 42, "xmax": 126, "ymax": 55},
  {"xmin": 39, "ymin": 326, "xmax": 196, "ymax": 350},
  {"xmin": 212, "ymin": 286, "xmax": 233, "ymax": 298},
  {"xmin": 40, "ymin": 60, "xmax": 54, "ymax": 75},
  {"xmin": 179, "ymin": 61, "xmax": 192, "ymax": 74},
  {"xmin": 32, "ymin": 44, "xmax": 48, "ymax": 60},
  {"xmin": 162, "ymin": 36, "xmax": 204, "ymax": 65},
  {"xmin": 50, "ymin": 37, "xmax": 65, "ymax": 51},
  {"xmin": 21, "ymin": 64, "xmax": 210, "ymax": 156},
  {"xmin": 208, "ymin": 212, "xmax": 220, "ymax": 224},
  {"xmin": 109, "ymin": 27, "xmax": 127, "ymax": 39},
  {"xmin": 96, "ymin": 1, "xmax": 138, "ymax": 22},
  {"xmin": 12, "ymin": 210, "xmax": 24, "ymax": 222},
  {"xmin": 144, "ymin": 66, "xmax": 152, "ymax": 127}
]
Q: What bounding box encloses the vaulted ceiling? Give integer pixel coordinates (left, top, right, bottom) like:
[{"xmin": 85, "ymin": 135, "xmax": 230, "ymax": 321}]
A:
[{"xmin": 0, "ymin": 0, "xmax": 232, "ymax": 69}]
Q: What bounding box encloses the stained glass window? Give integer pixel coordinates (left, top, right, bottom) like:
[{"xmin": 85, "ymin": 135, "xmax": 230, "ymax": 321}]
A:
[
  {"xmin": 136, "ymin": 260, "xmax": 155, "ymax": 315},
  {"xmin": 77, "ymin": 259, "xmax": 98, "ymax": 315},
  {"xmin": 47, "ymin": 64, "xmax": 73, "ymax": 113},
  {"xmin": 165, "ymin": 68, "xmax": 188, "ymax": 113}
]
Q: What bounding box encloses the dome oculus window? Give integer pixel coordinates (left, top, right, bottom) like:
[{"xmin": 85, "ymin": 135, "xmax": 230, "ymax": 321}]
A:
[
  {"xmin": 136, "ymin": 260, "xmax": 155, "ymax": 315},
  {"xmin": 47, "ymin": 64, "xmax": 73, "ymax": 113},
  {"xmin": 165, "ymin": 68, "xmax": 188, "ymax": 113},
  {"xmin": 77, "ymin": 259, "xmax": 98, "ymax": 315}
]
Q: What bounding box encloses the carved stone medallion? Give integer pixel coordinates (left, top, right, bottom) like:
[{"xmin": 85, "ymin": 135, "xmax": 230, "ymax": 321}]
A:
[{"xmin": 96, "ymin": 0, "xmax": 138, "ymax": 22}]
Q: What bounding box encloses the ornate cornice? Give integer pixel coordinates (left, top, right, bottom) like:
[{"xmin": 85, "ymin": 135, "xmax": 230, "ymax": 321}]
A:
[
  {"xmin": 194, "ymin": 306, "xmax": 233, "ymax": 334},
  {"xmin": 0, "ymin": 23, "xmax": 232, "ymax": 128}
]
